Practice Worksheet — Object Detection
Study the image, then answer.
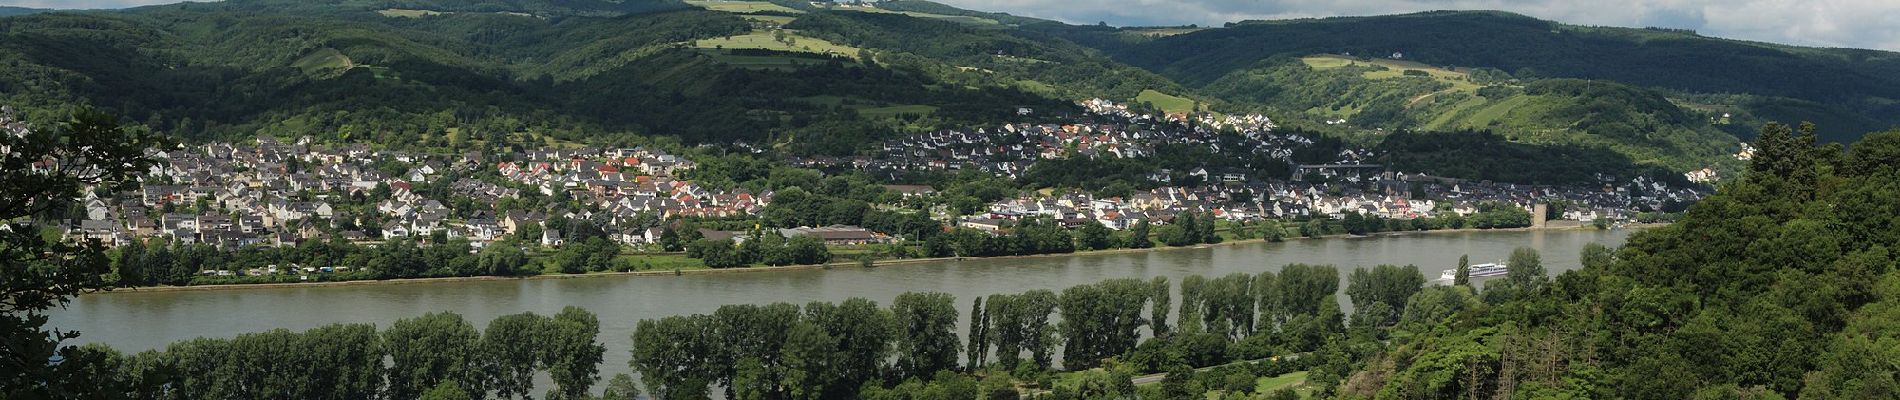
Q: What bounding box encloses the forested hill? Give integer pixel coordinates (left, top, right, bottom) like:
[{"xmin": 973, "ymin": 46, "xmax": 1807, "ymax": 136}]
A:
[
  {"xmin": 0, "ymin": 1, "xmax": 1127, "ymax": 150},
  {"xmin": 211, "ymin": 0, "xmax": 692, "ymax": 17},
  {"xmin": 1321, "ymin": 124, "xmax": 1900, "ymax": 398},
  {"xmin": 0, "ymin": 7, "xmax": 47, "ymax": 17},
  {"xmin": 1059, "ymin": 10, "xmax": 1900, "ymax": 142},
  {"xmin": 0, "ymin": 1, "xmax": 1892, "ymax": 182}
]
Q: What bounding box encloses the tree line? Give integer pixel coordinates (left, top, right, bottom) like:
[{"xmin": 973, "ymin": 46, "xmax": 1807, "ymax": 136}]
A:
[
  {"xmin": 627, "ymin": 254, "xmax": 1541, "ymax": 399},
  {"xmin": 41, "ymin": 308, "xmax": 620, "ymax": 400}
]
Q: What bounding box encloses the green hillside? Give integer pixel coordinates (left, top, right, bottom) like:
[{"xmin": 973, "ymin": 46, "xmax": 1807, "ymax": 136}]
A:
[
  {"xmin": 0, "ymin": 3, "xmax": 1083, "ymax": 153},
  {"xmin": 1202, "ymin": 55, "xmax": 1740, "ymax": 172},
  {"xmin": 2, "ymin": 2, "xmax": 1895, "ymax": 184},
  {"xmin": 1328, "ymin": 126, "xmax": 1900, "ymax": 399},
  {"xmin": 1069, "ymin": 10, "xmax": 1900, "ymax": 143}
]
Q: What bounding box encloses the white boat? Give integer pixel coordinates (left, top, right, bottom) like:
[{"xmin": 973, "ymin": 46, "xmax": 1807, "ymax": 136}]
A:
[{"xmin": 1437, "ymin": 262, "xmax": 1507, "ymax": 281}]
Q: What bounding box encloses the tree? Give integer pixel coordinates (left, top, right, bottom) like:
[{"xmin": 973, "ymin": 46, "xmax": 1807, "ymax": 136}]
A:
[
  {"xmin": 1157, "ymin": 224, "xmax": 1195, "ymax": 247},
  {"xmin": 1059, "ymin": 279, "xmax": 1152, "ymax": 369},
  {"xmin": 1159, "ymin": 365, "xmax": 1202, "ymax": 399},
  {"xmin": 2, "ymin": 108, "xmax": 167, "ymax": 398},
  {"xmin": 711, "ymin": 303, "xmax": 800, "ymax": 399},
  {"xmin": 1260, "ymin": 221, "xmax": 1287, "ymax": 242},
  {"xmin": 1201, "ymin": 211, "xmax": 1222, "ymax": 244},
  {"xmin": 1345, "ymin": 265, "xmax": 1426, "ymax": 327},
  {"xmin": 1127, "ymin": 219, "xmax": 1154, "ymax": 249},
  {"xmin": 891, "ymin": 292, "xmax": 961, "ymax": 380},
  {"xmin": 1172, "ymin": 212, "xmax": 1201, "ymax": 246},
  {"xmin": 1301, "ymin": 219, "xmax": 1326, "ymax": 238},
  {"xmin": 1398, "ymin": 286, "xmax": 1478, "ymax": 329},
  {"xmin": 1277, "ymin": 264, "xmax": 1341, "ymax": 320},
  {"xmin": 1076, "ymin": 221, "xmax": 1114, "ymax": 251},
  {"xmin": 482, "ymin": 312, "xmax": 548, "ymax": 399},
  {"xmin": 1150, "ymin": 276, "xmax": 1172, "ymax": 336},
  {"xmin": 1505, "ymin": 247, "xmax": 1547, "ymax": 294},
  {"xmin": 1344, "ymin": 211, "xmax": 1369, "ymax": 235},
  {"xmin": 966, "ymin": 296, "xmax": 989, "ymax": 370},
  {"xmin": 385, "ymin": 312, "xmax": 483, "ymax": 400},
  {"xmin": 803, "ymin": 298, "xmax": 893, "ymax": 398},
  {"xmin": 1454, "ymin": 254, "xmax": 1471, "ymax": 287},
  {"xmin": 544, "ymin": 307, "xmax": 605, "ymax": 399},
  {"xmin": 783, "ymin": 234, "xmax": 832, "ymax": 265},
  {"xmin": 777, "ymin": 322, "xmax": 835, "ymax": 400},
  {"xmin": 419, "ymin": 380, "xmax": 474, "ymax": 400},
  {"xmin": 599, "ymin": 374, "xmax": 642, "ymax": 400},
  {"xmin": 631, "ymin": 315, "xmax": 722, "ymax": 400}
]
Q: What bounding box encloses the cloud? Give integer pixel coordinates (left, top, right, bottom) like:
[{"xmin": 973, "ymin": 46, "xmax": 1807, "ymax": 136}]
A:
[{"xmin": 938, "ymin": 0, "xmax": 1900, "ymax": 51}]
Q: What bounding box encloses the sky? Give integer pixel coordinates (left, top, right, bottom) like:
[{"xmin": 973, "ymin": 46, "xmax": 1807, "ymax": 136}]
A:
[{"xmin": 5, "ymin": 0, "xmax": 1899, "ymax": 51}]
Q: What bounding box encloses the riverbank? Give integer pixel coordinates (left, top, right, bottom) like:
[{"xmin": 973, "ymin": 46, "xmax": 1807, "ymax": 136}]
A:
[{"xmin": 95, "ymin": 222, "xmax": 1655, "ymax": 294}]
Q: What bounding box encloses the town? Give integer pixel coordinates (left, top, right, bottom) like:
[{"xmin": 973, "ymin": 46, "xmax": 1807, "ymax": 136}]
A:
[{"xmin": 43, "ymin": 100, "xmax": 1703, "ymax": 284}]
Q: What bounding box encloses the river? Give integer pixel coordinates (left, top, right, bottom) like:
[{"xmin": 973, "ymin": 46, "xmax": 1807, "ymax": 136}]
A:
[{"xmin": 45, "ymin": 228, "xmax": 1631, "ymax": 387}]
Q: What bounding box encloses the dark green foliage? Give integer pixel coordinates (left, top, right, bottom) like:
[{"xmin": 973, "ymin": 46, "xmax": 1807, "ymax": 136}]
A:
[
  {"xmin": 482, "ymin": 313, "xmax": 547, "ymax": 399},
  {"xmin": 1345, "ymin": 264, "xmax": 1426, "ymax": 327},
  {"xmin": 1, "ymin": 109, "xmax": 166, "ymax": 399},
  {"xmin": 1377, "ymin": 130, "xmax": 1689, "ymax": 185},
  {"xmin": 630, "ymin": 314, "xmax": 722, "ymax": 400},
  {"xmin": 891, "ymin": 292, "xmax": 961, "ymax": 380},
  {"xmin": 1075, "ymin": 220, "xmax": 1115, "ymax": 251},
  {"xmin": 419, "ymin": 380, "xmax": 473, "ymax": 400},
  {"xmin": 0, "ymin": 6, "xmax": 1078, "ymax": 152},
  {"xmin": 544, "ymin": 307, "xmax": 605, "ymax": 398},
  {"xmin": 1197, "ymin": 273, "xmax": 1255, "ymax": 339},
  {"xmin": 1274, "ymin": 264, "xmax": 1341, "ymax": 321},
  {"xmin": 803, "ymin": 298, "xmax": 895, "ymax": 398},
  {"xmin": 786, "ymin": 11, "xmax": 1184, "ymax": 102},
  {"xmin": 1353, "ymin": 123, "xmax": 1900, "ymax": 398},
  {"xmin": 1126, "ymin": 220, "xmax": 1154, "ymax": 249},
  {"xmin": 1058, "ymin": 278, "xmax": 1155, "ymax": 370},
  {"xmin": 1020, "ymin": 157, "xmax": 1160, "ymax": 192},
  {"xmin": 384, "ymin": 312, "xmax": 483, "ymax": 400},
  {"xmin": 983, "ymin": 290, "xmax": 1060, "ymax": 370},
  {"xmin": 56, "ymin": 310, "xmax": 609, "ymax": 400},
  {"xmin": 938, "ymin": 217, "xmax": 1079, "ymax": 258}
]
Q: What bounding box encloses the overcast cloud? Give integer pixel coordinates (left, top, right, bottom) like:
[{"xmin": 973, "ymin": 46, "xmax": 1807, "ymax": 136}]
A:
[{"xmin": 5, "ymin": 0, "xmax": 1898, "ymax": 51}]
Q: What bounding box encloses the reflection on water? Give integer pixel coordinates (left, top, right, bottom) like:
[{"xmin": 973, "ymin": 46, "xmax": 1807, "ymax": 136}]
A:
[{"xmin": 49, "ymin": 229, "xmax": 1629, "ymax": 383}]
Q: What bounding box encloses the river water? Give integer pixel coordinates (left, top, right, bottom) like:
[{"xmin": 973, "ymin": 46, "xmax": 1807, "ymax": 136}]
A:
[{"xmin": 46, "ymin": 228, "xmax": 1631, "ymax": 386}]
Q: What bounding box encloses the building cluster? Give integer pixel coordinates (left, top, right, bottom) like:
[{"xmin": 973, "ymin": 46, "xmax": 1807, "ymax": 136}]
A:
[
  {"xmin": 796, "ymin": 99, "xmax": 1311, "ymax": 181},
  {"xmin": 960, "ymin": 172, "xmax": 1702, "ymax": 231},
  {"xmin": 47, "ymin": 95, "xmax": 1705, "ymax": 253},
  {"xmin": 60, "ymin": 136, "xmax": 775, "ymax": 250}
]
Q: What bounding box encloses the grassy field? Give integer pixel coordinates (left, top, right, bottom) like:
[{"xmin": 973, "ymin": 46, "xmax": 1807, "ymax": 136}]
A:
[
  {"xmin": 693, "ymin": 31, "xmax": 861, "ymax": 58},
  {"xmin": 1455, "ymin": 94, "xmax": 1536, "ymax": 128},
  {"xmin": 376, "ymin": 8, "xmax": 445, "ymax": 18},
  {"xmin": 1303, "ymin": 54, "xmax": 1480, "ymax": 91},
  {"xmin": 1136, "ymin": 89, "xmax": 1199, "ymax": 114},
  {"xmin": 1255, "ymin": 371, "xmax": 1310, "ymax": 395},
  {"xmin": 684, "ymin": 0, "xmax": 803, "ymax": 14},
  {"xmin": 291, "ymin": 48, "xmax": 353, "ymax": 74}
]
